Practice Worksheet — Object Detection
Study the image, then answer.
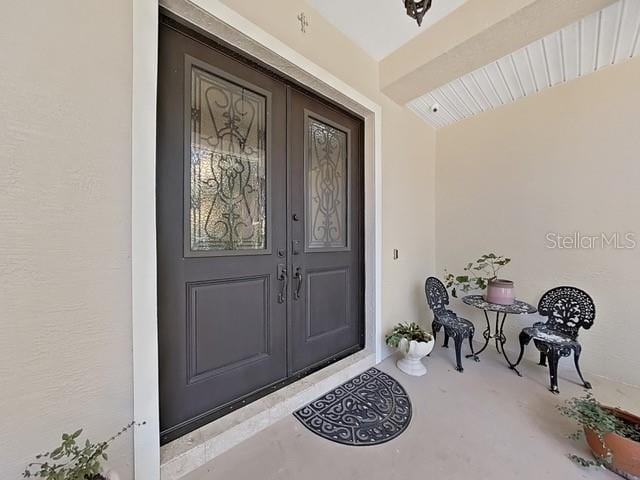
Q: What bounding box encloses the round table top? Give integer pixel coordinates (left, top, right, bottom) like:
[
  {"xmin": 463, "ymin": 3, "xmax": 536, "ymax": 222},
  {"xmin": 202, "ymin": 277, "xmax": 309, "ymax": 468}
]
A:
[{"xmin": 462, "ymin": 295, "xmax": 537, "ymax": 315}]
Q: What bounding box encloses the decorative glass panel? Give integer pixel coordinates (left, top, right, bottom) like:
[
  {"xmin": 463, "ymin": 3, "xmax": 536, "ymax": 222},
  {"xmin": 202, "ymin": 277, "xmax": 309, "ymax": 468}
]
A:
[
  {"xmin": 189, "ymin": 66, "xmax": 267, "ymax": 253},
  {"xmin": 306, "ymin": 116, "xmax": 348, "ymax": 250}
]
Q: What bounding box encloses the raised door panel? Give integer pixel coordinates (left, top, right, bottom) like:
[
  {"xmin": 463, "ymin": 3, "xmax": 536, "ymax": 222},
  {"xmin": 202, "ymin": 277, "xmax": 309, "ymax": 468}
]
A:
[
  {"xmin": 306, "ymin": 267, "xmax": 349, "ymax": 340},
  {"xmin": 187, "ymin": 276, "xmax": 270, "ymax": 384}
]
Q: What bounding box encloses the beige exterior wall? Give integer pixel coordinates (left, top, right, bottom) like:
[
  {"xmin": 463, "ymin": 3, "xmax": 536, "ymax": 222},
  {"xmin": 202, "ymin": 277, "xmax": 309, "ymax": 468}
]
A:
[
  {"xmin": 436, "ymin": 56, "xmax": 640, "ymax": 386},
  {"xmin": 0, "ymin": 1, "xmax": 134, "ymax": 479},
  {"xmin": 0, "ymin": 0, "xmax": 435, "ymax": 477},
  {"xmin": 216, "ymin": 0, "xmax": 438, "ymax": 347}
]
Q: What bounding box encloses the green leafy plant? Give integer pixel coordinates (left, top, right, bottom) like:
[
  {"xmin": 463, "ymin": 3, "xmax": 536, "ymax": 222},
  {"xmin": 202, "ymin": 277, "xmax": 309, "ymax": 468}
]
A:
[
  {"xmin": 385, "ymin": 322, "xmax": 433, "ymax": 349},
  {"xmin": 23, "ymin": 422, "xmax": 145, "ymax": 480},
  {"xmin": 558, "ymin": 392, "xmax": 640, "ymax": 467},
  {"xmin": 444, "ymin": 253, "xmax": 511, "ymax": 298}
]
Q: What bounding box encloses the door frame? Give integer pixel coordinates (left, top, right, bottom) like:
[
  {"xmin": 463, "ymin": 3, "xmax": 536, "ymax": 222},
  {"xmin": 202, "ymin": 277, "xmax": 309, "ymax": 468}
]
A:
[{"xmin": 132, "ymin": 0, "xmax": 383, "ymax": 477}]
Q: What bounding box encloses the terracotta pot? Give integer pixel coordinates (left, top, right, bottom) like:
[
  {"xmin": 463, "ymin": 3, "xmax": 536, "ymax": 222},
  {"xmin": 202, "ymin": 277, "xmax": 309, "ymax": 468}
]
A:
[
  {"xmin": 485, "ymin": 279, "xmax": 515, "ymax": 305},
  {"xmin": 584, "ymin": 408, "xmax": 640, "ymax": 480}
]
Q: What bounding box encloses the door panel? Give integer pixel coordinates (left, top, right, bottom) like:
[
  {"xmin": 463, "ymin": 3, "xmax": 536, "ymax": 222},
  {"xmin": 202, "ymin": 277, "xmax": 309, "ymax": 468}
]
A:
[
  {"xmin": 288, "ymin": 88, "xmax": 364, "ymax": 374},
  {"xmin": 305, "ymin": 267, "xmax": 349, "ymax": 339},
  {"xmin": 157, "ymin": 23, "xmax": 287, "ymax": 442},
  {"xmin": 186, "ymin": 276, "xmax": 270, "ymax": 383}
]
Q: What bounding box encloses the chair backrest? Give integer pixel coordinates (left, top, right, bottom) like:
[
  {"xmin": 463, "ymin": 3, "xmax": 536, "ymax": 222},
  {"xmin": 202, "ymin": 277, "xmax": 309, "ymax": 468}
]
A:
[
  {"xmin": 425, "ymin": 277, "xmax": 449, "ymax": 313},
  {"xmin": 537, "ymin": 286, "xmax": 595, "ymax": 339}
]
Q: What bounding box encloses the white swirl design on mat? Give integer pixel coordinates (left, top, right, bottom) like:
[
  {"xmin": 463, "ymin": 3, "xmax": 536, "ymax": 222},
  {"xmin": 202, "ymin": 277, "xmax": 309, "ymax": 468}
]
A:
[{"xmin": 293, "ymin": 368, "xmax": 412, "ymax": 446}]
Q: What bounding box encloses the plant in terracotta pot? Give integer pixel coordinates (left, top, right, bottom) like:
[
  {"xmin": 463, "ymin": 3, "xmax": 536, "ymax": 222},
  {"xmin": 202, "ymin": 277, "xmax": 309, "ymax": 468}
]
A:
[
  {"xmin": 23, "ymin": 422, "xmax": 144, "ymax": 480},
  {"xmin": 444, "ymin": 253, "xmax": 514, "ymax": 304},
  {"xmin": 558, "ymin": 392, "xmax": 640, "ymax": 479},
  {"xmin": 386, "ymin": 322, "xmax": 434, "ymax": 376}
]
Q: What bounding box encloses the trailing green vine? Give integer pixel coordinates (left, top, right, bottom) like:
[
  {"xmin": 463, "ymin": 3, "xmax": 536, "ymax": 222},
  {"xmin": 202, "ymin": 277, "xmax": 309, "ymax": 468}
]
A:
[{"xmin": 558, "ymin": 392, "xmax": 640, "ymax": 467}]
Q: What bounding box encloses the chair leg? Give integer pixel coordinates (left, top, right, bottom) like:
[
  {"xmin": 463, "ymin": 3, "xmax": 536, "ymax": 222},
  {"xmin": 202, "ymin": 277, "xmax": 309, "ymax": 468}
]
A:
[
  {"xmin": 431, "ymin": 322, "xmax": 438, "ymax": 355},
  {"xmin": 573, "ymin": 346, "xmax": 592, "ymax": 389},
  {"xmin": 511, "ymin": 331, "xmax": 530, "ymax": 374},
  {"xmin": 443, "ymin": 333, "xmax": 450, "ymax": 348},
  {"xmin": 454, "ymin": 335, "xmax": 464, "ymax": 373},
  {"xmin": 539, "ymin": 352, "xmax": 547, "ymax": 366},
  {"xmin": 547, "ymin": 349, "xmax": 561, "ymax": 394}
]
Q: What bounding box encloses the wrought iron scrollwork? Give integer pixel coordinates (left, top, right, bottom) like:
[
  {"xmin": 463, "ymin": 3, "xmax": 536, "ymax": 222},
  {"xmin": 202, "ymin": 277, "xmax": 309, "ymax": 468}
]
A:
[
  {"xmin": 307, "ymin": 117, "xmax": 348, "ymax": 249},
  {"xmin": 425, "ymin": 277, "xmax": 477, "ymax": 372},
  {"xmin": 537, "ymin": 286, "xmax": 595, "ymax": 337},
  {"xmin": 514, "ymin": 286, "xmax": 595, "ymax": 393},
  {"xmin": 425, "ymin": 276, "xmax": 450, "ymax": 313},
  {"xmin": 189, "ymin": 66, "xmax": 267, "ymax": 252}
]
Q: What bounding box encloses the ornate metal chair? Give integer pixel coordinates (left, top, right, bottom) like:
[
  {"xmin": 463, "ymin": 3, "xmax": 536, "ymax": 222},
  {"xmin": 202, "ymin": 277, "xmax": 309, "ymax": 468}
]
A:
[
  {"xmin": 515, "ymin": 286, "xmax": 595, "ymax": 394},
  {"xmin": 425, "ymin": 277, "xmax": 478, "ymax": 372}
]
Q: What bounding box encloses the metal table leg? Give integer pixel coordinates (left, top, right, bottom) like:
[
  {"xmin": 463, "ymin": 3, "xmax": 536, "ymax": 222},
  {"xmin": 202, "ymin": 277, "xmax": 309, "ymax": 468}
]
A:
[
  {"xmin": 497, "ymin": 312, "xmax": 522, "ymax": 376},
  {"xmin": 466, "ymin": 310, "xmax": 491, "ymax": 358},
  {"xmin": 494, "ymin": 312, "xmax": 502, "ymax": 353}
]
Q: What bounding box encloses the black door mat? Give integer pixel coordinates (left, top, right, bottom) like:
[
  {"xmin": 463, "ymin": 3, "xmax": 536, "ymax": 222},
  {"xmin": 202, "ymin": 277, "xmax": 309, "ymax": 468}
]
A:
[{"xmin": 293, "ymin": 367, "xmax": 412, "ymax": 446}]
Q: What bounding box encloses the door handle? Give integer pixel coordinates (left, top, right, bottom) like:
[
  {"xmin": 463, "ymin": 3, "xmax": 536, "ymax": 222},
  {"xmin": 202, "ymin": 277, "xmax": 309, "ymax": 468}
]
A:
[
  {"xmin": 293, "ymin": 266, "xmax": 303, "ymax": 300},
  {"xmin": 277, "ymin": 264, "xmax": 288, "ymax": 304}
]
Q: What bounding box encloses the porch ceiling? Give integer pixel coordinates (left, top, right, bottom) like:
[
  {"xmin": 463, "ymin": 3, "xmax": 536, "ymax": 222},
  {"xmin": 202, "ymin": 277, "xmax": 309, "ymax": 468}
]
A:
[
  {"xmin": 379, "ymin": 0, "xmax": 618, "ymax": 104},
  {"xmin": 305, "ymin": 0, "xmax": 469, "ymax": 61},
  {"xmin": 409, "ymin": 0, "xmax": 640, "ymax": 127}
]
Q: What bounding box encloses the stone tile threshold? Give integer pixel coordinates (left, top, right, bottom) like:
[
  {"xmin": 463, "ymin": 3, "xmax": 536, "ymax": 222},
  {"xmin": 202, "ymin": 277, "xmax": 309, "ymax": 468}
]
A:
[{"xmin": 160, "ymin": 349, "xmax": 376, "ymax": 480}]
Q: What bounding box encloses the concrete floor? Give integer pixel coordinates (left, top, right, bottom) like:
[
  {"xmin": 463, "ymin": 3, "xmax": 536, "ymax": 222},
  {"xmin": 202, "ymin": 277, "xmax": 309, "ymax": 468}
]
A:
[{"xmin": 185, "ymin": 346, "xmax": 640, "ymax": 480}]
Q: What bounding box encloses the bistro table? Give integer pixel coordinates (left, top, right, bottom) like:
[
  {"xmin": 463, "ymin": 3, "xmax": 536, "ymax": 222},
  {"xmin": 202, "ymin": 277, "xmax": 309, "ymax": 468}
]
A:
[{"xmin": 462, "ymin": 295, "xmax": 537, "ymax": 373}]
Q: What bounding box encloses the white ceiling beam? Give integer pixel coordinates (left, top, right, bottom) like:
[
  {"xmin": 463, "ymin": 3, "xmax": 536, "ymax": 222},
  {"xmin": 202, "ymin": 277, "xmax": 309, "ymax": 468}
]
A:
[
  {"xmin": 380, "ymin": 0, "xmax": 618, "ymax": 104},
  {"xmin": 408, "ymin": 0, "xmax": 640, "ymax": 128}
]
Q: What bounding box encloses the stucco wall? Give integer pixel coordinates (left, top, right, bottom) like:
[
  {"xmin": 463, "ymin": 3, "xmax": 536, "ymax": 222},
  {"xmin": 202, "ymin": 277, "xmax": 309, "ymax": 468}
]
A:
[
  {"xmin": 216, "ymin": 0, "xmax": 438, "ymax": 347},
  {"xmin": 0, "ymin": 0, "xmax": 436, "ymax": 477},
  {"xmin": 0, "ymin": 1, "xmax": 134, "ymax": 478},
  {"xmin": 436, "ymin": 56, "xmax": 640, "ymax": 386}
]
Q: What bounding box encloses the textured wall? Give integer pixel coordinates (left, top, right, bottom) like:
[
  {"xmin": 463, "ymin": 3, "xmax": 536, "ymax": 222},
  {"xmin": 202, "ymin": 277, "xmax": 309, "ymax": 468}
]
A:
[
  {"xmin": 0, "ymin": 1, "xmax": 134, "ymax": 478},
  {"xmin": 0, "ymin": 0, "xmax": 435, "ymax": 476},
  {"xmin": 436, "ymin": 56, "xmax": 640, "ymax": 386}
]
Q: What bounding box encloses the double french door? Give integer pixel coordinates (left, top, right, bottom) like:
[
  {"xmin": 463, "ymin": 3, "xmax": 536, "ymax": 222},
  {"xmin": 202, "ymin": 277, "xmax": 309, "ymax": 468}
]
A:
[{"xmin": 157, "ymin": 18, "xmax": 364, "ymax": 443}]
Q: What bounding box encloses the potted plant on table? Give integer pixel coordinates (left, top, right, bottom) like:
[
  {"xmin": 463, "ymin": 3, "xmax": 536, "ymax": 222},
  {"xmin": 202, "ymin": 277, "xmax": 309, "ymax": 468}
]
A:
[
  {"xmin": 23, "ymin": 422, "xmax": 143, "ymax": 480},
  {"xmin": 386, "ymin": 322, "xmax": 434, "ymax": 376},
  {"xmin": 559, "ymin": 392, "xmax": 640, "ymax": 479},
  {"xmin": 444, "ymin": 253, "xmax": 514, "ymax": 305}
]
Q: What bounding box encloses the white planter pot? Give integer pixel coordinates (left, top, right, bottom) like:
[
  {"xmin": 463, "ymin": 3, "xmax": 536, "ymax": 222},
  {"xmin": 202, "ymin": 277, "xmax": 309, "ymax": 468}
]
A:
[
  {"xmin": 396, "ymin": 338, "xmax": 435, "ymax": 376},
  {"xmin": 105, "ymin": 471, "xmax": 120, "ymax": 480}
]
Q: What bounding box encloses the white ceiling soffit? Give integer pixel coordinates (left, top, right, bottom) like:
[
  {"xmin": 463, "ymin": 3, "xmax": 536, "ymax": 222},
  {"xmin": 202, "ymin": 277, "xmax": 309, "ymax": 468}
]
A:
[
  {"xmin": 306, "ymin": 0, "xmax": 468, "ymax": 61},
  {"xmin": 408, "ymin": 0, "xmax": 640, "ymax": 128}
]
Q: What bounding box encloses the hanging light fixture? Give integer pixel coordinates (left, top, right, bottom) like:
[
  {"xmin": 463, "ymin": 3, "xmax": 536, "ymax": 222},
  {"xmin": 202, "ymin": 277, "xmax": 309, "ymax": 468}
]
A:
[{"xmin": 404, "ymin": 0, "xmax": 433, "ymax": 26}]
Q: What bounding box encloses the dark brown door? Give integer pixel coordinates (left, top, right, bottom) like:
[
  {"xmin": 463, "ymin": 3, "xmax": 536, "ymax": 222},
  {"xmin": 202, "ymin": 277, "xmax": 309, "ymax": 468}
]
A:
[
  {"xmin": 287, "ymin": 88, "xmax": 364, "ymax": 374},
  {"xmin": 157, "ymin": 23, "xmax": 288, "ymax": 442},
  {"xmin": 157, "ymin": 18, "xmax": 363, "ymax": 443}
]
